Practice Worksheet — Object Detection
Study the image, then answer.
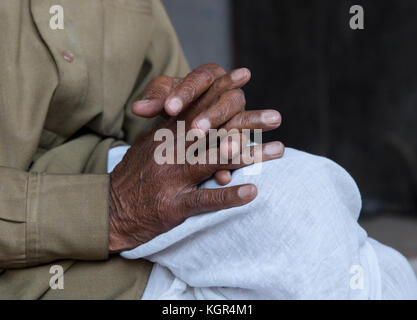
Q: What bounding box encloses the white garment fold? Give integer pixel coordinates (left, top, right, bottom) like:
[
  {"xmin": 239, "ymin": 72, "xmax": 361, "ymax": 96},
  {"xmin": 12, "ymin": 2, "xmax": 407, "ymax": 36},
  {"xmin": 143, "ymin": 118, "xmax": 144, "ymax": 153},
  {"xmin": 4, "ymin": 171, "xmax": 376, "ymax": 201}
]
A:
[{"xmin": 108, "ymin": 146, "xmax": 417, "ymax": 300}]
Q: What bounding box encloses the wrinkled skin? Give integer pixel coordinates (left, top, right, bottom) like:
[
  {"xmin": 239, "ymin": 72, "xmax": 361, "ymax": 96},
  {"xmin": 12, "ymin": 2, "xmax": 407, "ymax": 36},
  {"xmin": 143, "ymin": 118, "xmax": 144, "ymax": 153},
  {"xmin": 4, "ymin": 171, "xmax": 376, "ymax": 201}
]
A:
[{"xmin": 109, "ymin": 64, "xmax": 284, "ymax": 253}]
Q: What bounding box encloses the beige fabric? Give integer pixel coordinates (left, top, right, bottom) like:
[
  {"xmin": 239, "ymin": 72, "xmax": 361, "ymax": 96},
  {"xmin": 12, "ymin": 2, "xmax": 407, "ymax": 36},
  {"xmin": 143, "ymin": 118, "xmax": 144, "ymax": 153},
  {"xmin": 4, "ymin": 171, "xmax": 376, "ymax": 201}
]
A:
[{"xmin": 0, "ymin": 0, "xmax": 189, "ymax": 299}]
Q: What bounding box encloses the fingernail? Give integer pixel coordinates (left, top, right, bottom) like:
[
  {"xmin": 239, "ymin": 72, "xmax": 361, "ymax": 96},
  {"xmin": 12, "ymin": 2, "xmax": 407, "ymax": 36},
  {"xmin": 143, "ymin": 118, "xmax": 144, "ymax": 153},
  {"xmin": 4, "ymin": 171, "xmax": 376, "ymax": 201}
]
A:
[
  {"xmin": 264, "ymin": 142, "xmax": 284, "ymax": 156},
  {"xmin": 238, "ymin": 185, "xmax": 256, "ymax": 200},
  {"xmin": 231, "ymin": 68, "xmax": 249, "ymax": 81},
  {"xmin": 261, "ymin": 111, "xmax": 281, "ymax": 125},
  {"xmin": 167, "ymin": 97, "xmax": 183, "ymax": 114},
  {"xmin": 195, "ymin": 118, "xmax": 211, "ymax": 133}
]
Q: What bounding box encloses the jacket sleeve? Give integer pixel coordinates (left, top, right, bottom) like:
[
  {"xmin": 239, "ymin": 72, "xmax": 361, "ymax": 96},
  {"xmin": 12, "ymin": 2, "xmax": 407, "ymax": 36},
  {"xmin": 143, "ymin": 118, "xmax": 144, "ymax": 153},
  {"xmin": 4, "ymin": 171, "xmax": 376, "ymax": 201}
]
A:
[
  {"xmin": 0, "ymin": 0, "xmax": 188, "ymax": 270},
  {"xmin": 0, "ymin": 167, "xmax": 109, "ymax": 269}
]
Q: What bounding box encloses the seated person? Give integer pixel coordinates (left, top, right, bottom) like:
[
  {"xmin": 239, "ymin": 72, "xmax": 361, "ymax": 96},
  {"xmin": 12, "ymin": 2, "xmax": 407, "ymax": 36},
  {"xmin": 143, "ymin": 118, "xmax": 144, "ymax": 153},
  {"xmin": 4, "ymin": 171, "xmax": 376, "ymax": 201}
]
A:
[{"xmin": 0, "ymin": 0, "xmax": 416, "ymax": 300}]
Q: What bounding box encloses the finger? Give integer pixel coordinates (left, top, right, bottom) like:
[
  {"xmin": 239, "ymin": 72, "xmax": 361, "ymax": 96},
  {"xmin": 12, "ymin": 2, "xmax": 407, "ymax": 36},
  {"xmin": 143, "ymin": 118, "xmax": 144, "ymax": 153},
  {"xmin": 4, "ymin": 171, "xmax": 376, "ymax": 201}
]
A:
[
  {"xmin": 215, "ymin": 170, "xmax": 232, "ymax": 186},
  {"xmin": 181, "ymin": 184, "xmax": 257, "ymax": 219},
  {"xmin": 132, "ymin": 76, "xmax": 182, "ymax": 118},
  {"xmin": 220, "ymin": 141, "xmax": 285, "ymax": 171},
  {"xmin": 222, "ymin": 110, "xmax": 282, "ymax": 132},
  {"xmin": 191, "ymin": 141, "xmax": 285, "ymax": 180},
  {"xmin": 191, "ymin": 89, "xmax": 246, "ymax": 133},
  {"xmin": 132, "ymin": 99, "xmax": 167, "ymax": 118},
  {"xmin": 204, "ymin": 68, "xmax": 251, "ymax": 103},
  {"xmin": 165, "ymin": 63, "xmax": 226, "ymax": 116},
  {"xmin": 184, "ymin": 68, "xmax": 251, "ymax": 122},
  {"xmin": 218, "ymin": 132, "xmax": 249, "ymax": 161}
]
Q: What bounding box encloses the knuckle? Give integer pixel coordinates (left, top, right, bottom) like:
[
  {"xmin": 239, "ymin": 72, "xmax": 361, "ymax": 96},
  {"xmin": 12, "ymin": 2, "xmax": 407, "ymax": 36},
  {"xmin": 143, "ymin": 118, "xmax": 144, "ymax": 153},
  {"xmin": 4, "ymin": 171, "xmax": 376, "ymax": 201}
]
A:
[
  {"xmin": 155, "ymin": 194, "xmax": 177, "ymax": 225},
  {"xmin": 227, "ymin": 89, "xmax": 246, "ymax": 108},
  {"xmin": 211, "ymin": 104, "xmax": 229, "ymax": 125},
  {"xmin": 237, "ymin": 89, "xmax": 247, "ymax": 108},
  {"xmin": 146, "ymin": 76, "xmax": 172, "ymax": 96},
  {"xmin": 239, "ymin": 112, "xmax": 252, "ymax": 127},
  {"xmin": 183, "ymin": 193, "xmax": 199, "ymax": 211},
  {"xmin": 180, "ymin": 83, "xmax": 197, "ymax": 101},
  {"xmin": 182, "ymin": 192, "xmax": 205, "ymax": 218},
  {"xmin": 194, "ymin": 191, "xmax": 206, "ymax": 207},
  {"xmin": 212, "ymin": 76, "xmax": 227, "ymax": 91},
  {"xmin": 214, "ymin": 188, "xmax": 228, "ymax": 204},
  {"xmin": 192, "ymin": 68, "xmax": 214, "ymax": 85},
  {"xmin": 202, "ymin": 63, "xmax": 226, "ymax": 76}
]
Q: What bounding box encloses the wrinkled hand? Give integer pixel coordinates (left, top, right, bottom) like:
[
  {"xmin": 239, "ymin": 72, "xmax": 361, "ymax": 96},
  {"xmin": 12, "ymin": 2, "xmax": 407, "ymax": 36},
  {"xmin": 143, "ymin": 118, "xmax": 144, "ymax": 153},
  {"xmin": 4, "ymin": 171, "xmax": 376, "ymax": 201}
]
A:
[
  {"xmin": 109, "ymin": 75, "xmax": 284, "ymax": 253},
  {"xmin": 132, "ymin": 63, "xmax": 282, "ymax": 185}
]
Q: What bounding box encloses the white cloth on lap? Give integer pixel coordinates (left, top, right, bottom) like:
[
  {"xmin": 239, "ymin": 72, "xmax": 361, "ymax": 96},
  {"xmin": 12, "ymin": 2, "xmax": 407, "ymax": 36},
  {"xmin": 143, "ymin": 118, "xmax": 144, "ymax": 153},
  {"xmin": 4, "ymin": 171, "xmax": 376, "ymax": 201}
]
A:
[{"xmin": 108, "ymin": 146, "xmax": 417, "ymax": 300}]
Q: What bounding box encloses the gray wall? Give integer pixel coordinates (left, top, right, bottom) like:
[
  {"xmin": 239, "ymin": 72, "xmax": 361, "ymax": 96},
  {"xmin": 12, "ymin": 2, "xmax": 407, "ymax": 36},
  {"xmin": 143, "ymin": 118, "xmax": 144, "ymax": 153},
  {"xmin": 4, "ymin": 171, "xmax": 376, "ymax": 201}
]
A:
[{"xmin": 162, "ymin": 0, "xmax": 232, "ymax": 70}]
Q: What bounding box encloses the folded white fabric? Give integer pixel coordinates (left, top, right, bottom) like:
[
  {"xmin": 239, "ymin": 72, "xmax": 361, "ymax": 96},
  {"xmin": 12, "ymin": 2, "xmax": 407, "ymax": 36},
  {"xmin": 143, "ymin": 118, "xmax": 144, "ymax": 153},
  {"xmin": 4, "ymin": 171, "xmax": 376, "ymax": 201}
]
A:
[{"xmin": 108, "ymin": 146, "xmax": 417, "ymax": 300}]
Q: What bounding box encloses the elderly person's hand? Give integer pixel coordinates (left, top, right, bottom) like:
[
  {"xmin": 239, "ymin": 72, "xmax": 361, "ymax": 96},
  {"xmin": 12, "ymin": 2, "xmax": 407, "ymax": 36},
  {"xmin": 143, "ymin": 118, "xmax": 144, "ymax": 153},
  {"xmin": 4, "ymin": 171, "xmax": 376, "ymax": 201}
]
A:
[
  {"xmin": 109, "ymin": 71, "xmax": 285, "ymax": 253},
  {"xmin": 132, "ymin": 63, "xmax": 282, "ymax": 185}
]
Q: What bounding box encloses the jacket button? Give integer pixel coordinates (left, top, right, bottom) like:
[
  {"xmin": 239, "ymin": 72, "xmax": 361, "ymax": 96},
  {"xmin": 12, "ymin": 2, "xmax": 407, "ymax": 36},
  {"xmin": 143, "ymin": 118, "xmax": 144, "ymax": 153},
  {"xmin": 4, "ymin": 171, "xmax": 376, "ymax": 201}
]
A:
[{"xmin": 62, "ymin": 50, "xmax": 74, "ymax": 63}]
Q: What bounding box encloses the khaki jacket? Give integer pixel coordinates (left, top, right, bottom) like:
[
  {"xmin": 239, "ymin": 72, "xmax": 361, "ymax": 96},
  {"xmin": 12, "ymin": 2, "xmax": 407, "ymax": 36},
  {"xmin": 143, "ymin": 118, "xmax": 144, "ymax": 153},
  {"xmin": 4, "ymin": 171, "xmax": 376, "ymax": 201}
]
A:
[{"xmin": 0, "ymin": 0, "xmax": 189, "ymax": 299}]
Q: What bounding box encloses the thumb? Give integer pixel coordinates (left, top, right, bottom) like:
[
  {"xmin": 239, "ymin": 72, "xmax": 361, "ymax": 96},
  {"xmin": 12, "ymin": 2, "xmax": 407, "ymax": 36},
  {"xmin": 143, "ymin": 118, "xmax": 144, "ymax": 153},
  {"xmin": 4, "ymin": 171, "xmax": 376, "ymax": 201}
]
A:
[{"xmin": 181, "ymin": 184, "xmax": 257, "ymax": 219}]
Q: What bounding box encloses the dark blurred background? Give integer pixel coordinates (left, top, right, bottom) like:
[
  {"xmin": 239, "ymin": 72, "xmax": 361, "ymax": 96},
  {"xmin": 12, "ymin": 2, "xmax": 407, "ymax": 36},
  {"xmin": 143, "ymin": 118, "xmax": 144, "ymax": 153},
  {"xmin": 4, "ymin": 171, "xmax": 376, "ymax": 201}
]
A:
[{"xmin": 163, "ymin": 0, "xmax": 417, "ymax": 266}]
